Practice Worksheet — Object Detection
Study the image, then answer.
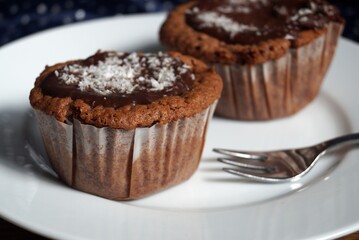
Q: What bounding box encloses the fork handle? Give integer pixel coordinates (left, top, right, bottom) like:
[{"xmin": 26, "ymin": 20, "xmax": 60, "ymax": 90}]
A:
[{"xmin": 324, "ymin": 133, "xmax": 359, "ymax": 150}]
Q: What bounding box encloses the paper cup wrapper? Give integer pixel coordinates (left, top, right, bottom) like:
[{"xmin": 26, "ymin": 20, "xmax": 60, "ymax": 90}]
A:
[
  {"xmin": 214, "ymin": 22, "xmax": 344, "ymax": 120},
  {"xmin": 34, "ymin": 103, "xmax": 216, "ymax": 200}
]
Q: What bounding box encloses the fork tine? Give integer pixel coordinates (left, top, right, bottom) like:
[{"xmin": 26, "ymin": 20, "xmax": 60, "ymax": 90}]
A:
[
  {"xmin": 213, "ymin": 148, "xmax": 267, "ymax": 160},
  {"xmin": 223, "ymin": 168, "xmax": 289, "ymax": 183},
  {"xmin": 218, "ymin": 157, "xmax": 269, "ymax": 171}
]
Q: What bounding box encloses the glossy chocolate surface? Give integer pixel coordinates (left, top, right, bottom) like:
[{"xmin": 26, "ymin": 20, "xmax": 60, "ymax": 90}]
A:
[
  {"xmin": 186, "ymin": 0, "xmax": 343, "ymax": 45},
  {"xmin": 41, "ymin": 52, "xmax": 195, "ymax": 108}
]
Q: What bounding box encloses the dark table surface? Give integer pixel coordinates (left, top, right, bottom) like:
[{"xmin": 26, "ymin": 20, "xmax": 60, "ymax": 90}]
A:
[
  {"xmin": 1, "ymin": 216, "xmax": 359, "ymax": 239},
  {"xmin": 1, "ymin": 0, "xmax": 359, "ymax": 239},
  {"xmin": 0, "ymin": 0, "xmax": 359, "ymax": 47}
]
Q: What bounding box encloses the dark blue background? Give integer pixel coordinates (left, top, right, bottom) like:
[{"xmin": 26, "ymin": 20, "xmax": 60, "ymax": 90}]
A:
[{"xmin": 0, "ymin": 0, "xmax": 358, "ymax": 47}]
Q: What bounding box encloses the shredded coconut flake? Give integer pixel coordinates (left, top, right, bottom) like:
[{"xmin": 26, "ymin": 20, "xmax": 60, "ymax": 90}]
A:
[
  {"xmin": 228, "ymin": 0, "xmax": 268, "ymax": 4},
  {"xmin": 284, "ymin": 34, "xmax": 295, "ymax": 40},
  {"xmin": 56, "ymin": 52, "xmax": 193, "ymax": 95},
  {"xmin": 274, "ymin": 6, "xmax": 288, "ymax": 16},
  {"xmin": 196, "ymin": 11, "xmax": 258, "ymax": 38},
  {"xmin": 290, "ymin": 7, "xmax": 315, "ymax": 22},
  {"xmin": 217, "ymin": 5, "xmax": 251, "ymax": 14}
]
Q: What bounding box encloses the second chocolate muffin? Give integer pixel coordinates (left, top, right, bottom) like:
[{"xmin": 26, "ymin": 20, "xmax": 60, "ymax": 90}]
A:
[{"xmin": 160, "ymin": 0, "xmax": 345, "ymax": 120}]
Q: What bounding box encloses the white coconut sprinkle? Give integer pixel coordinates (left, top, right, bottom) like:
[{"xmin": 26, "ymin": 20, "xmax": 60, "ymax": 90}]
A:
[
  {"xmin": 300, "ymin": 16, "xmax": 309, "ymax": 22},
  {"xmin": 290, "ymin": 7, "xmax": 315, "ymax": 22},
  {"xmin": 186, "ymin": 6, "xmax": 199, "ymax": 14},
  {"xmin": 228, "ymin": 0, "xmax": 268, "ymax": 4},
  {"xmin": 274, "ymin": 6, "xmax": 288, "ymax": 16},
  {"xmin": 56, "ymin": 52, "xmax": 193, "ymax": 95},
  {"xmin": 217, "ymin": 5, "xmax": 251, "ymax": 14},
  {"xmin": 196, "ymin": 11, "xmax": 258, "ymax": 38},
  {"xmin": 284, "ymin": 34, "xmax": 295, "ymax": 40}
]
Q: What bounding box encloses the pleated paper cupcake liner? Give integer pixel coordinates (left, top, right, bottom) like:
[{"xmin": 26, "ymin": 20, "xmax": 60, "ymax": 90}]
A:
[
  {"xmin": 214, "ymin": 22, "xmax": 344, "ymax": 120},
  {"xmin": 34, "ymin": 102, "xmax": 216, "ymax": 200}
]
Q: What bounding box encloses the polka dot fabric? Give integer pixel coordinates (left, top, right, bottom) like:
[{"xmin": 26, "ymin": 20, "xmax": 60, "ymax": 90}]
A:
[
  {"xmin": 0, "ymin": 0, "xmax": 358, "ymax": 46},
  {"xmin": 0, "ymin": 0, "xmax": 187, "ymax": 46},
  {"xmin": 331, "ymin": 0, "xmax": 359, "ymax": 43}
]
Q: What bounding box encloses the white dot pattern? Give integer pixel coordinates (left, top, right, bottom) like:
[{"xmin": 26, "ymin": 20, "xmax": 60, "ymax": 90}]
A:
[
  {"xmin": 56, "ymin": 52, "xmax": 194, "ymax": 95},
  {"xmin": 0, "ymin": 0, "xmax": 356, "ymax": 46}
]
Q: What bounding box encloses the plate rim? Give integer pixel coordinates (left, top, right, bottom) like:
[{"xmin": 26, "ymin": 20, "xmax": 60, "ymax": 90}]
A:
[{"xmin": 0, "ymin": 12, "xmax": 359, "ymax": 240}]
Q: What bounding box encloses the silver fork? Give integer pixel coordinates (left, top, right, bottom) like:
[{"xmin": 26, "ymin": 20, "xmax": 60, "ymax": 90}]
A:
[{"xmin": 213, "ymin": 133, "xmax": 359, "ymax": 183}]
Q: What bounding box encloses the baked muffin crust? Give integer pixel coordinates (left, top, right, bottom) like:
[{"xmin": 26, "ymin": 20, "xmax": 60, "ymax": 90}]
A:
[
  {"xmin": 30, "ymin": 51, "xmax": 222, "ymax": 130},
  {"xmin": 160, "ymin": 0, "xmax": 344, "ymax": 65}
]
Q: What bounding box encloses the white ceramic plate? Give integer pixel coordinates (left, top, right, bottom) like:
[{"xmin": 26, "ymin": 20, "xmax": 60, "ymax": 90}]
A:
[{"xmin": 0, "ymin": 13, "xmax": 359, "ymax": 240}]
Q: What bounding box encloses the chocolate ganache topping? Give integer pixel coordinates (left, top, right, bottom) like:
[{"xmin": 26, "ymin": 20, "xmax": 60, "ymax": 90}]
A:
[
  {"xmin": 185, "ymin": 0, "xmax": 344, "ymax": 45},
  {"xmin": 41, "ymin": 51, "xmax": 195, "ymax": 108}
]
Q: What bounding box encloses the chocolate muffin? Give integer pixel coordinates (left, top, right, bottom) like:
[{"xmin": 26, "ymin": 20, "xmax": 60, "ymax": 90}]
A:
[
  {"xmin": 29, "ymin": 51, "xmax": 222, "ymax": 200},
  {"xmin": 160, "ymin": 0, "xmax": 345, "ymax": 120}
]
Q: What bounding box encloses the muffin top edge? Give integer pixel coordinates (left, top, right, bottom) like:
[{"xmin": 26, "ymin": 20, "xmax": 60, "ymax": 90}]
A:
[
  {"xmin": 29, "ymin": 51, "xmax": 223, "ymax": 130},
  {"xmin": 160, "ymin": 0, "xmax": 345, "ymax": 65}
]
